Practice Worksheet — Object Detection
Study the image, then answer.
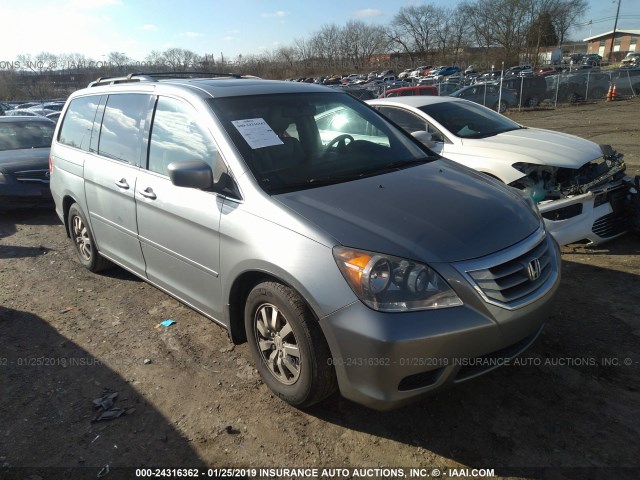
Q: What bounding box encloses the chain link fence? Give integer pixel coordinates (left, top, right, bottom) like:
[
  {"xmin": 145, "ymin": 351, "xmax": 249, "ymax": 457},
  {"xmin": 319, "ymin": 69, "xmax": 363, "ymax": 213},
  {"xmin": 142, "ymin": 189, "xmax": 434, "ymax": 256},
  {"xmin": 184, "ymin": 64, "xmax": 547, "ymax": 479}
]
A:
[{"xmin": 370, "ymin": 68, "xmax": 639, "ymax": 112}]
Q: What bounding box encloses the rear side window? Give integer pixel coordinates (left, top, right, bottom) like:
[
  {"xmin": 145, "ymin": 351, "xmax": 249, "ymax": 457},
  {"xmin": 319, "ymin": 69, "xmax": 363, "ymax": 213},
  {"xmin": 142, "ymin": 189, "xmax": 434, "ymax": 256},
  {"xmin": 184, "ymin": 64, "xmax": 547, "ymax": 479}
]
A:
[
  {"xmin": 98, "ymin": 94, "xmax": 150, "ymax": 164},
  {"xmin": 58, "ymin": 96, "xmax": 101, "ymax": 151},
  {"xmin": 378, "ymin": 106, "xmax": 427, "ymax": 133}
]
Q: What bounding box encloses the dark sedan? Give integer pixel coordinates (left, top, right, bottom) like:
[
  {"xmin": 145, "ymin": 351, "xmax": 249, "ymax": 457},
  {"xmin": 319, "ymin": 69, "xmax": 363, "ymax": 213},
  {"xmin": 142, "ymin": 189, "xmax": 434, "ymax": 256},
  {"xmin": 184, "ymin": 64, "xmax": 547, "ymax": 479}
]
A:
[
  {"xmin": 0, "ymin": 117, "xmax": 55, "ymax": 210},
  {"xmin": 448, "ymin": 83, "xmax": 518, "ymax": 112}
]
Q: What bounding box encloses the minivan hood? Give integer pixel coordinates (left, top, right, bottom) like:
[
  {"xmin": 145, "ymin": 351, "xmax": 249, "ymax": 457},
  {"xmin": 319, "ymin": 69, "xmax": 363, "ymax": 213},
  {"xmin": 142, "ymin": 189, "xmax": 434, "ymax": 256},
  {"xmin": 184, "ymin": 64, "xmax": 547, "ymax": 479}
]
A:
[
  {"xmin": 275, "ymin": 159, "xmax": 540, "ymax": 263},
  {"xmin": 461, "ymin": 127, "xmax": 602, "ymax": 169}
]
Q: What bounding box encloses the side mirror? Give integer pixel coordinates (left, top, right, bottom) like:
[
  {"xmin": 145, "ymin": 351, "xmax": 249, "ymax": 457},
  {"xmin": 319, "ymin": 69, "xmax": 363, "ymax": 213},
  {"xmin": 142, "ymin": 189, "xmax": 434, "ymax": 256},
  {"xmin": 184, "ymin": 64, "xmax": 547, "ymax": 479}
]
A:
[
  {"xmin": 411, "ymin": 130, "xmax": 436, "ymax": 149},
  {"xmin": 168, "ymin": 160, "xmax": 213, "ymax": 190}
]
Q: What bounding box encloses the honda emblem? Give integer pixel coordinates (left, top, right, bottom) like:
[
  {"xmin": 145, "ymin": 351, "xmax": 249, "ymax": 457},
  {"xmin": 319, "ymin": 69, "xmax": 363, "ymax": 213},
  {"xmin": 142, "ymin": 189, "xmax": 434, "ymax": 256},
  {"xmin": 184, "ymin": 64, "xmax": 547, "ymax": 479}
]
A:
[{"xmin": 527, "ymin": 258, "xmax": 542, "ymax": 281}]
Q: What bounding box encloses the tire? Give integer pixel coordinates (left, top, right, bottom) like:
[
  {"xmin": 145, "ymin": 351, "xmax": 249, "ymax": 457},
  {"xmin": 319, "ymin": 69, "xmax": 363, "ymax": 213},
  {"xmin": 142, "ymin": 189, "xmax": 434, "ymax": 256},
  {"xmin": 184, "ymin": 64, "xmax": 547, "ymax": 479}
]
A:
[
  {"xmin": 244, "ymin": 281, "xmax": 337, "ymax": 407},
  {"xmin": 493, "ymin": 101, "xmax": 507, "ymax": 113},
  {"xmin": 566, "ymin": 92, "xmax": 579, "ymax": 104},
  {"xmin": 67, "ymin": 203, "xmax": 111, "ymax": 272},
  {"xmin": 525, "ymin": 96, "xmax": 539, "ymax": 107}
]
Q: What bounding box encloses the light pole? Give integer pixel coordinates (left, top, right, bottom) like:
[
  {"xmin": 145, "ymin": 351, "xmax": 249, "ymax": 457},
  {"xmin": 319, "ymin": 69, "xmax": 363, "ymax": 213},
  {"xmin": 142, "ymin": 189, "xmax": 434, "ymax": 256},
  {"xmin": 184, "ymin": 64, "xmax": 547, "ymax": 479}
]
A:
[{"xmin": 608, "ymin": 0, "xmax": 622, "ymax": 62}]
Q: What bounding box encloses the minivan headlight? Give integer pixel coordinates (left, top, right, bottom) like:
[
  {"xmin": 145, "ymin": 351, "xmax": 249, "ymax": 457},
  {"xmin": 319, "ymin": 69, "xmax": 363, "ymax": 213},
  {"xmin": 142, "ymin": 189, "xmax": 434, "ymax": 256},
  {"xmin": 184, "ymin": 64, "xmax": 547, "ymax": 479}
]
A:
[{"xmin": 333, "ymin": 246, "xmax": 463, "ymax": 312}]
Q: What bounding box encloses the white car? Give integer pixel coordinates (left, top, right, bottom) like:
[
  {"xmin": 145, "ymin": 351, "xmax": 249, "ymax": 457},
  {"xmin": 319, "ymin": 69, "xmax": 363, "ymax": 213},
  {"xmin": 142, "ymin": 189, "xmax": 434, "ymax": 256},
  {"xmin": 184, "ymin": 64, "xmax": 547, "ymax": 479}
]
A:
[{"xmin": 367, "ymin": 96, "xmax": 627, "ymax": 246}]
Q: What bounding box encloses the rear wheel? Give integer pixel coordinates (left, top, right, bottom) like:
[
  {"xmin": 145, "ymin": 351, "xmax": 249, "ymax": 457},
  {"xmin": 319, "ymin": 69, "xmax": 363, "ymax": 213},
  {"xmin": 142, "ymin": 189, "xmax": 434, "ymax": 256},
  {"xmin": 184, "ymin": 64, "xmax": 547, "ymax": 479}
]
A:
[
  {"xmin": 244, "ymin": 281, "xmax": 337, "ymax": 407},
  {"xmin": 566, "ymin": 92, "xmax": 579, "ymax": 104},
  {"xmin": 493, "ymin": 101, "xmax": 507, "ymax": 113},
  {"xmin": 67, "ymin": 204, "xmax": 111, "ymax": 272},
  {"xmin": 524, "ymin": 96, "xmax": 539, "ymax": 107}
]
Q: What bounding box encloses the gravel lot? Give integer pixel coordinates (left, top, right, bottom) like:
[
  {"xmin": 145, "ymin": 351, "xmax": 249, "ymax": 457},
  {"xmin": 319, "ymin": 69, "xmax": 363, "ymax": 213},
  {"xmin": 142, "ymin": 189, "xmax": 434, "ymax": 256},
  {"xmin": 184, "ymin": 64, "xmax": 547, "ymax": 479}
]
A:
[{"xmin": 1, "ymin": 97, "xmax": 639, "ymax": 480}]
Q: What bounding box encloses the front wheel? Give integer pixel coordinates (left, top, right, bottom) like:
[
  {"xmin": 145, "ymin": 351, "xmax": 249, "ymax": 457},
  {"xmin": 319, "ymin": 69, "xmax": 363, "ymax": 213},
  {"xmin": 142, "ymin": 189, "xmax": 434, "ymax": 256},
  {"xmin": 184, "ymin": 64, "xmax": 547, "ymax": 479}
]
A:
[
  {"xmin": 244, "ymin": 281, "xmax": 337, "ymax": 407},
  {"xmin": 67, "ymin": 204, "xmax": 111, "ymax": 272}
]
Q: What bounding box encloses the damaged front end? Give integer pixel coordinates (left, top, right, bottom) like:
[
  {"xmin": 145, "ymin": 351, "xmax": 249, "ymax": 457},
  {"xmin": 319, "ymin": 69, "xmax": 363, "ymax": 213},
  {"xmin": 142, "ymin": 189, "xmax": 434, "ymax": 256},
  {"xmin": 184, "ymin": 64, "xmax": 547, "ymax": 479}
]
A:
[{"xmin": 509, "ymin": 145, "xmax": 628, "ymax": 245}]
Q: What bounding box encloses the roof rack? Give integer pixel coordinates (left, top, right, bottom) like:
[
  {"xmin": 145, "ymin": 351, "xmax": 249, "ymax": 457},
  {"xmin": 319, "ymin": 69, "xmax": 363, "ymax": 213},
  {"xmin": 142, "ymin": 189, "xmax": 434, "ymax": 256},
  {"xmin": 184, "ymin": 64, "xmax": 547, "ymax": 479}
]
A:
[{"xmin": 87, "ymin": 71, "xmax": 244, "ymax": 87}]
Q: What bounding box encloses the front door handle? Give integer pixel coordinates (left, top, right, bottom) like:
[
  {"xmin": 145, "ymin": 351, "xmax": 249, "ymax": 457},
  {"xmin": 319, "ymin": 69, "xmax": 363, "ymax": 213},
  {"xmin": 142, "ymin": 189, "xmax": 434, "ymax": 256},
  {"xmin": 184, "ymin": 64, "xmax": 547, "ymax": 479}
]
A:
[
  {"xmin": 140, "ymin": 187, "xmax": 157, "ymax": 200},
  {"xmin": 115, "ymin": 178, "xmax": 129, "ymax": 189}
]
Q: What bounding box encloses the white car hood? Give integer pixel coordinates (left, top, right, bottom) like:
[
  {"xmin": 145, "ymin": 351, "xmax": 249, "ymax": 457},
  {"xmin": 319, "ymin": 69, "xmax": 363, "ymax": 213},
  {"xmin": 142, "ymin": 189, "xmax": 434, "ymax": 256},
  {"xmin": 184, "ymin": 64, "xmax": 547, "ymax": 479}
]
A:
[{"xmin": 455, "ymin": 127, "xmax": 603, "ymax": 183}]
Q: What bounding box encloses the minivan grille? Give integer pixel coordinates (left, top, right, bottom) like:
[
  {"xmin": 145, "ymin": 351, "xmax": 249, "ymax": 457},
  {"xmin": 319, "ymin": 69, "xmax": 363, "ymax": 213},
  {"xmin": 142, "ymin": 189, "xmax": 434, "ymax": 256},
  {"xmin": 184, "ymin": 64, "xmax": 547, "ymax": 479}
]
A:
[
  {"xmin": 464, "ymin": 235, "xmax": 554, "ymax": 307},
  {"xmin": 15, "ymin": 169, "xmax": 49, "ymax": 184}
]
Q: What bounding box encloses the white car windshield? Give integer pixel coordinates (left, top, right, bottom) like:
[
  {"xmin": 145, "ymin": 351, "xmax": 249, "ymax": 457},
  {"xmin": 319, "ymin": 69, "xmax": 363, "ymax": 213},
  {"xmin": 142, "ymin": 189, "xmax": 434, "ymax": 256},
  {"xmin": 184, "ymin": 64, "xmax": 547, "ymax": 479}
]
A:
[{"xmin": 419, "ymin": 101, "xmax": 523, "ymax": 139}]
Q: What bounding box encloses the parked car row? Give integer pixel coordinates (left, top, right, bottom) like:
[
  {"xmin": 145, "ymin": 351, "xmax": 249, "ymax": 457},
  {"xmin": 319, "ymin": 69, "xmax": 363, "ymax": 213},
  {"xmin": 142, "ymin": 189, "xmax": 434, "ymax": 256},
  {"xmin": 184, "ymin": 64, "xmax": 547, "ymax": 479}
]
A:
[
  {"xmin": 260, "ymin": 64, "xmax": 640, "ymax": 114},
  {"xmin": 0, "ymin": 100, "xmax": 65, "ymax": 122},
  {"xmin": 459, "ymin": 68, "xmax": 639, "ymax": 107}
]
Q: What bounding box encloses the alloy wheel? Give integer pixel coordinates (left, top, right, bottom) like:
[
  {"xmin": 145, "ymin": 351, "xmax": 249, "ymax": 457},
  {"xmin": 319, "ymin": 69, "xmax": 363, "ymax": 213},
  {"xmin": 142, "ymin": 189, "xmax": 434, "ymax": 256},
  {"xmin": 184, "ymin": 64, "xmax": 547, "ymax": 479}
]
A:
[
  {"xmin": 71, "ymin": 215, "xmax": 92, "ymax": 261},
  {"xmin": 254, "ymin": 303, "xmax": 301, "ymax": 385}
]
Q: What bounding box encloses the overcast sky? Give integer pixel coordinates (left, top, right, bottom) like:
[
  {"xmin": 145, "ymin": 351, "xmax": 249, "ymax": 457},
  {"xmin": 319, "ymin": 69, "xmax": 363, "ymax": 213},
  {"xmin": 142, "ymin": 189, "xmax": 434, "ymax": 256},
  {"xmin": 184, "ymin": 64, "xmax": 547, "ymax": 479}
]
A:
[{"xmin": 0, "ymin": 0, "xmax": 638, "ymax": 63}]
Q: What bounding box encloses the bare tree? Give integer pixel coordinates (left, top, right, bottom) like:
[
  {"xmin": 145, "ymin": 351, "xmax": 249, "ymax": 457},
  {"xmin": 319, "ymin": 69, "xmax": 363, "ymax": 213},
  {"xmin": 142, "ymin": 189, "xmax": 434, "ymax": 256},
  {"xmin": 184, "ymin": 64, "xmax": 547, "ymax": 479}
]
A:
[
  {"xmin": 272, "ymin": 46, "xmax": 299, "ymax": 77},
  {"xmin": 430, "ymin": 8, "xmax": 449, "ymax": 62},
  {"xmin": 58, "ymin": 53, "xmax": 94, "ymax": 72},
  {"xmin": 389, "ymin": 5, "xmax": 440, "ymax": 62},
  {"xmin": 550, "ymin": 0, "xmax": 588, "ymax": 45},
  {"xmin": 161, "ymin": 48, "xmax": 200, "ymax": 71},
  {"xmin": 106, "ymin": 51, "xmax": 130, "ymax": 67},
  {"xmin": 293, "ymin": 37, "xmax": 314, "ymax": 71},
  {"xmin": 459, "ymin": 0, "xmax": 532, "ymax": 66},
  {"xmin": 446, "ymin": 7, "xmax": 472, "ymax": 65},
  {"xmin": 16, "ymin": 52, "xmax": 58, "ymax": 74},
  {"xmin": 309, "ymin": 24, "xmax": 342, "ymax": 70},
  {"xmin": 459, "ymin": 0, "xmax": 495, "ymax": 59},
  {"xmin": 145, "ymin": 50, "xmax": 165, "ymax": 67},
  {"xmin": 341, "ymin": 20, "xmax": 389, "ymax": 70},
  {"xmin": 385, "ymin": 24, "xmax": 418, "ymax": 65}
]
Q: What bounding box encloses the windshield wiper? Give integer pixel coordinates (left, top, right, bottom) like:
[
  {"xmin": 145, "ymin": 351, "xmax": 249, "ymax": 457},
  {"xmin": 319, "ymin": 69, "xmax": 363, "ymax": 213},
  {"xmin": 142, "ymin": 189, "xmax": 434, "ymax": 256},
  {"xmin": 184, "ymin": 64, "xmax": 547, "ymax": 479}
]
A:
[
  {"xmin": 268, "ymin": 175, "xmax": 358, "ymax": 193},
  {"xmin": 465, "ymin": 127, "xmax": 521, "ymax": 139},
  {"xmin": 372, "ymin": 158, "xmax": 431, "ymax": 174}
]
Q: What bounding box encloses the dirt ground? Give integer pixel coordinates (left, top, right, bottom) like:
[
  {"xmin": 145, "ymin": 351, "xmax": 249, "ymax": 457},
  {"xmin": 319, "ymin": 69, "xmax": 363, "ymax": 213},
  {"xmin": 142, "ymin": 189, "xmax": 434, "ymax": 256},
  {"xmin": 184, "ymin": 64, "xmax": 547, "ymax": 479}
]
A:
[{"xmin": 1, "ymin": 97, "xmax": 639, "ymax": 480}]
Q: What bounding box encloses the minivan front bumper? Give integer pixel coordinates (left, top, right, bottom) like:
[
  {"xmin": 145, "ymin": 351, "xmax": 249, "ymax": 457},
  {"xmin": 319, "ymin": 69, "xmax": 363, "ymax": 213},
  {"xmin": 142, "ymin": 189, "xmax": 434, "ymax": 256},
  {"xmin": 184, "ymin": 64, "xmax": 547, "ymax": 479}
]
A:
[{"xmin": 319, "ymin": 233, "xmax": 561, "ymax": 410}]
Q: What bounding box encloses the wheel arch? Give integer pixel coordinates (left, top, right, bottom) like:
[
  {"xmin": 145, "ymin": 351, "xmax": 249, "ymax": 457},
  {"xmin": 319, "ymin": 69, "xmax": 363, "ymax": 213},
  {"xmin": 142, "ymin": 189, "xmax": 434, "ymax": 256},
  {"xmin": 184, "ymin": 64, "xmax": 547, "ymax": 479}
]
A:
[
  {"xmin": 226, "ymin": 270, "xmax": 320, "ymax": 345},
  {"xmin": 62, "ymin": 194, "xmax": 80, "ymax": 237}
]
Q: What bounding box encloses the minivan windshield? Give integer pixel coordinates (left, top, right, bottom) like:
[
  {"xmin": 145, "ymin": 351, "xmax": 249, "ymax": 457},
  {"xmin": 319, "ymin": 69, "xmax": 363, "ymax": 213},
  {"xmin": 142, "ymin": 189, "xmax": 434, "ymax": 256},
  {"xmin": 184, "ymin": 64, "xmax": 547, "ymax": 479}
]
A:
[
  {"xmin": 419, "ymin": 101, "xmax": 522, "ymax": 139},
  {"xmin": 208, "ymin": 92, "xmax": 435, "ymax": 193}
]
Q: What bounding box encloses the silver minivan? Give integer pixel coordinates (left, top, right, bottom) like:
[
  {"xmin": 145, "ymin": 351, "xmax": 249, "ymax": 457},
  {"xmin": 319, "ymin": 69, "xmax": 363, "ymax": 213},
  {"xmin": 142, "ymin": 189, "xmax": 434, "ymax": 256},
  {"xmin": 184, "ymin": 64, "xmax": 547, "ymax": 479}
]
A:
[{"xmin": 49, "ymin": 74, "xmax": 561, "ymax": 410}]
